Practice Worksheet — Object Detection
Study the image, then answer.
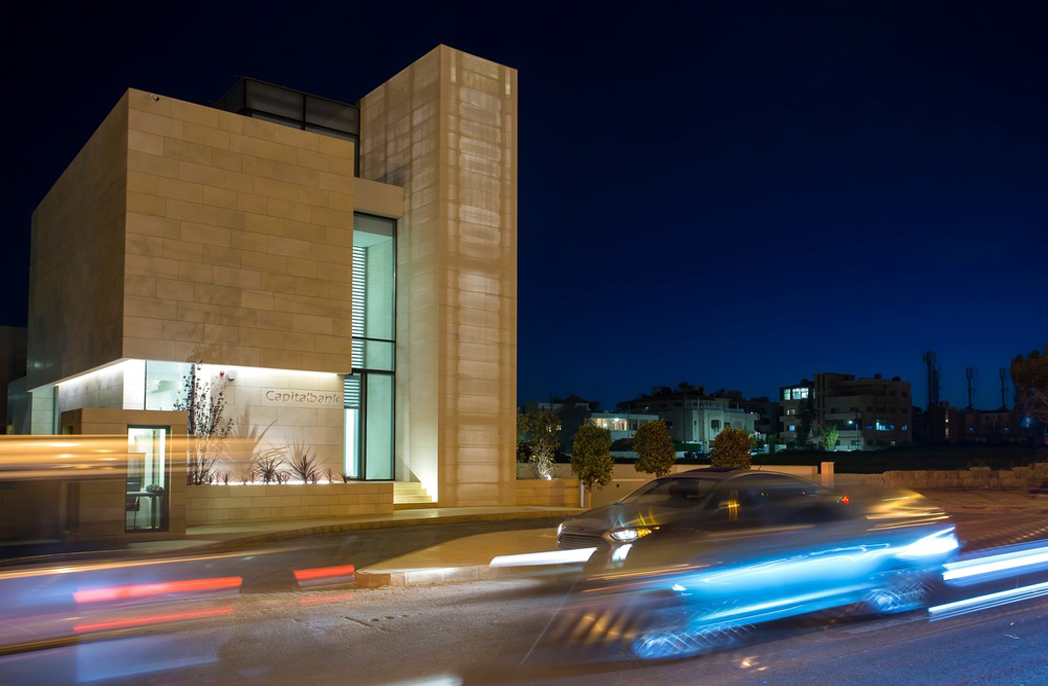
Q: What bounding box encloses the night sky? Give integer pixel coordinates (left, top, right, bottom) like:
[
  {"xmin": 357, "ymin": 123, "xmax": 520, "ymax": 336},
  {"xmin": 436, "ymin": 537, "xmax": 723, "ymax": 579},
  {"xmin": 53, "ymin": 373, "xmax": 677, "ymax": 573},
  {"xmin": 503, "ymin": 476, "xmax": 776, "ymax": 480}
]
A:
[{"xmin": 2, "ymin": 1, "xmax": 1044, "ymax": 411}]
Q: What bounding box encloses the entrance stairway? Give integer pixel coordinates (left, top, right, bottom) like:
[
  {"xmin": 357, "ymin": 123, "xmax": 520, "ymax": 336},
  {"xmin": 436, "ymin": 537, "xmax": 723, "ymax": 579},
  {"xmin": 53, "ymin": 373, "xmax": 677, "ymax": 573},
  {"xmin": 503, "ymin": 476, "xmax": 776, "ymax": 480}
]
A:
[{"xmin": 393, "ymin": 481, "xmax": 436, "ymax": 510}]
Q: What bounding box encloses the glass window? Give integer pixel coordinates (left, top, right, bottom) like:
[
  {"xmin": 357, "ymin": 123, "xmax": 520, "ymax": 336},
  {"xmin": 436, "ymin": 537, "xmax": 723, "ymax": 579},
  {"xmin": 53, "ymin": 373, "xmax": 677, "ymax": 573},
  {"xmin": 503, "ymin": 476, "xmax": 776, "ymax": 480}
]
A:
[
  {"xmin": 353, "ymin": 214, "xmax": 396, "ymax": 346},
  {"xmin": 348, "ymin": 213, "xmax": 397, "ymax": 481},
  {"xmin": 126, "ymin": 427, "xmax": 168, "ymax": 532},
  {"xmin": 364, "ymin": 374, "xmax": 394, "ymax": 480},
  {"xmin": 620, "ymin": 477, "xmax": 717, "ymax": 507},
  {"xmin": 246, "ymin": 80, "xmax": 303, "ymax": 120},
  {"xmin": 145, "ymin": 361, "xmax": 190, "ymax": 411},
  {"xmin": 305, "ymin": 95, "xmax": 360, "ymax": 133}
]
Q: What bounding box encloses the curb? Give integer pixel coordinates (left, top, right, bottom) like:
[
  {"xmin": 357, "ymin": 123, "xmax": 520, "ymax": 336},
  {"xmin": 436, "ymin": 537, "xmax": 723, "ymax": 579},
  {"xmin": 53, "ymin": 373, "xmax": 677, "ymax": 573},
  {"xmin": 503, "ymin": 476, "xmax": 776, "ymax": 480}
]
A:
[
  {"xmin": 355, "ymin": 564, "xmax": 531, "ymax": 588},
  {"xmin": 949, "ymin": 505, "xmax": 1048, "ymax": 516}
]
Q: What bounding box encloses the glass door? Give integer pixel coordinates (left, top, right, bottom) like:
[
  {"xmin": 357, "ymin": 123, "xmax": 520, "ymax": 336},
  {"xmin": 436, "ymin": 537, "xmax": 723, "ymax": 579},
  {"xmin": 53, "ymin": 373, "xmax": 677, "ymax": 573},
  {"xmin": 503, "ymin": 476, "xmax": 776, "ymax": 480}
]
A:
[
  {"xmin": 126, "ymin": 427, "xmax": 168, "ymax": 532},
  {"xmin": 344, "ymin": 373, "xmax": 393, "ymax": 480}
]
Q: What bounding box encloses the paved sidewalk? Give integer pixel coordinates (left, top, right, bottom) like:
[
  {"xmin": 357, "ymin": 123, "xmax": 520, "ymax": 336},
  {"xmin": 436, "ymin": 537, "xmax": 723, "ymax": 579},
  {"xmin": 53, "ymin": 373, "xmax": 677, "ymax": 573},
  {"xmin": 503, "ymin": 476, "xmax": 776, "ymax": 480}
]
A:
[
  {"xmin": 357, "ymin": 527, "xmax": 559, "ymax": 586},
  {"xmin": 0, "ymin": 506, "xmax": 583, "ymax": 568}
]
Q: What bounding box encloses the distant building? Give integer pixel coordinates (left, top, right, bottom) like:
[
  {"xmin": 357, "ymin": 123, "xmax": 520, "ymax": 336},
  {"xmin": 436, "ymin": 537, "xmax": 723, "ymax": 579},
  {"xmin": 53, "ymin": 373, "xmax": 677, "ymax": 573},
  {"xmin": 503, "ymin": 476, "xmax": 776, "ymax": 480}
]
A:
[
  {"xmin": 0, "ymin": 326, "xmax": 26, "ymax": 434},
  {"xmin": 917, "ymin": 403, "xmax": 1022, "ymax": 445},
  {"xmin": 780, "ymin": 373, "xmax": 913, "ymax": 450},
  {"xmin": 521, "ymin": 395, "xmax": 599, "ymax": 453},
  {"xmin": 587, "ymin": 410, "xmax": 660, "ymax": 442},
  {"xmin": 712, "ymin": 390, "xmax": 780, "ymax": 442},
  {"xmin": 617, "ymin": 385, "xmax": 758, "ymax": 451}
]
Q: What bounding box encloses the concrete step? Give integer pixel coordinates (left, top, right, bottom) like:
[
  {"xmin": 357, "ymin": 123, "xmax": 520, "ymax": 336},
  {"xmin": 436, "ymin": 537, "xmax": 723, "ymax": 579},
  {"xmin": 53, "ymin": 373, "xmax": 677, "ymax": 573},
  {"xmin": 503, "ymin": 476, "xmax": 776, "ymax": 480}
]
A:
[
  {"xmin": 393, "ymin": 501, "xmax": 441, "ymax": 511},
  {"xmin": 394, "ymin": 494, "xmax": 435, "ymax": 504},
  {"xmin": 392, "ymin": 481, "xmax": 433, "ymax": 505}
]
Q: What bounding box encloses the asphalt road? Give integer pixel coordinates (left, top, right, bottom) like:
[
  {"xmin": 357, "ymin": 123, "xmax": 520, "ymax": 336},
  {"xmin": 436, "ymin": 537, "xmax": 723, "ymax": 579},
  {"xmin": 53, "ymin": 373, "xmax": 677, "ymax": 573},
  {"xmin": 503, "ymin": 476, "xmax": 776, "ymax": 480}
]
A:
[
  {"xmin": 1, "ymin": 513, "xmax": 1048, "ymax": 686},
  {"xmin": 1, "ymin": 569, "xmax": 1047, "ymax": 685}
]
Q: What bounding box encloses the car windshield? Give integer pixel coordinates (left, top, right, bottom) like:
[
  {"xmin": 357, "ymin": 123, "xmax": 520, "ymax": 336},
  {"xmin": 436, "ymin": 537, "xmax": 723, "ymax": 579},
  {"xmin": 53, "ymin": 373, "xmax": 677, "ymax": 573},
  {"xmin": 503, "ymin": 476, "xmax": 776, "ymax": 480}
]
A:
[{"xmin": 620, "ymin": 477, "xmax": 717, "ymax": 507}]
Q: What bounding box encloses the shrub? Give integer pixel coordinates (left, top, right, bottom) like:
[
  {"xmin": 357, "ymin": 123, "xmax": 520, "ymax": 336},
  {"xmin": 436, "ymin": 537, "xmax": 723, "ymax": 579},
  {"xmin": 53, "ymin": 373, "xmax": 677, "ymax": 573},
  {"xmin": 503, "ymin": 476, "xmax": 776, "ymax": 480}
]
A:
[
  {"xmin": 252, "ymin": 449, "xmax": 287, "ymax": 484},
  {"xmin": 286, "ymin": 441, "xmax": 321, "ymax": 483},
  {"xmin": 519, "ymin": 410, "xmax": 561, "ymax": 479},
  {"xmin": 634, "ymin": 420, "xmax": 676, "ymax": 477},
  {"xmin": 571, "ymin": 424, "xmax": 614, "ymax": 497},
  {"xmin": 711, "ymin": 427, "xmax": 753, "ymax": 469}
]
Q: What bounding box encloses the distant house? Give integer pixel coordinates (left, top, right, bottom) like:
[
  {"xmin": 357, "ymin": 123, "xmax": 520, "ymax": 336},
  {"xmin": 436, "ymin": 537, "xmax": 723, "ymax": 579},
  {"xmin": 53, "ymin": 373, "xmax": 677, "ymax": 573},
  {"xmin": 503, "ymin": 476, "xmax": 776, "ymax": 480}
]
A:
[{"xmin": 616, "ymin": 384, "xmax": 759, "ymax": 452}]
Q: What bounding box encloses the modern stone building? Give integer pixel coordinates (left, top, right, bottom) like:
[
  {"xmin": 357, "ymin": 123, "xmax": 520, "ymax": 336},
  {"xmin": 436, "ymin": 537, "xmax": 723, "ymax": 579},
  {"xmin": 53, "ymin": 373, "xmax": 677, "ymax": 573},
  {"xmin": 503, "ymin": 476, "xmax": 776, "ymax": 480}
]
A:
[{"xmin": 7, "ymin": 45, "xmax": 518, "ymax": 526}]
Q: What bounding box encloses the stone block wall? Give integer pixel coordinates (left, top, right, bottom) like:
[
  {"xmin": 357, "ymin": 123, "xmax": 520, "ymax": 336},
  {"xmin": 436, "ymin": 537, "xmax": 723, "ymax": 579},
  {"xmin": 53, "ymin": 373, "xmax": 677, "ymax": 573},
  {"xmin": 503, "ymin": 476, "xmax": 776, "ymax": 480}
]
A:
[
  {"xmin": 361, "ymin": 45, "xmax": 518, "ymax": 507},
  {"xmin": 0, "ymin": 480, "xmax": 62, "ymax": 541},
  {"xmin": 28, "ymin": 94, "xmax": 128, "ymax": 390},
  {"xmin": 515, "ymin": 478, "xmax": 579, "ymax": 507},
  {"xmin": 873, "ymin": 464, "xmax": 1048, "ymax": 491},
  {"xmin": 121, "ymin": 89, "xmax": 358, "ymax": 372},
  {"xmin": 185, "ymin": 482, "xmax": 394, "ymax": 525}
]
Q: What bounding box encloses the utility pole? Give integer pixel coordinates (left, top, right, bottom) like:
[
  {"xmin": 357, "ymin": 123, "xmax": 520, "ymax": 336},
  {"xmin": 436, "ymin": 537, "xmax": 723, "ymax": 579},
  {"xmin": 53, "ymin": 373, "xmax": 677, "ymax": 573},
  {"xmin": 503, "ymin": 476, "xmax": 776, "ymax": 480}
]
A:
[
  {"xmin": 999, "ymin": 367, "xmax": 1008, "ymax": 410},
  {"xmin": 966, "ymin": 367, "xmax": 974, "ymax": 410},
  {"xmin": 924, "ymin": 351, "xmax": 941, "ymax": 441}
]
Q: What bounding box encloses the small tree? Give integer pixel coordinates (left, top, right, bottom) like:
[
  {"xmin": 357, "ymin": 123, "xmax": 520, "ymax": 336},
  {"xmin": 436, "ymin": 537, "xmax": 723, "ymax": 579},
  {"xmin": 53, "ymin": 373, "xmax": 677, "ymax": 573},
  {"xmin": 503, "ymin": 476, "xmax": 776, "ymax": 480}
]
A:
[
  {"xmin": 1012, "ymin": 348, "xmax": 1048, "ymax": 428},
  {"xmin": 570, "ymin": 424, "xmax": 614, "ymax": 508},
  {"xmin": 519, "ymin": 410, "xmax": 561, "ymax": 479},
  {"xmin": 633, "ymin": 419, "xmax": 676, "ymax": 477},
  {"xmin": 822, "ymin": 424, "xmax": 839, "ymax": 451},
  {"xmin": 174, "ymin": 362, "xmax": 233, "ymax": 485},
  {"xmin": 711, "ymin": 427, "xmax": 753, "ymax": 469}
]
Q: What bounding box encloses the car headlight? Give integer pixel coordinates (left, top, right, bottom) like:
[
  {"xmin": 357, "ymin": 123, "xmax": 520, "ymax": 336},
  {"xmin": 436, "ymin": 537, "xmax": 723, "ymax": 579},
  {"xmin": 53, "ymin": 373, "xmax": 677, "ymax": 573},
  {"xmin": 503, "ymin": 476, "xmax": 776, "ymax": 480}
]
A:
[{"xmin": 609, "ymin": 527, "xmax": 654, "ymax": 542}]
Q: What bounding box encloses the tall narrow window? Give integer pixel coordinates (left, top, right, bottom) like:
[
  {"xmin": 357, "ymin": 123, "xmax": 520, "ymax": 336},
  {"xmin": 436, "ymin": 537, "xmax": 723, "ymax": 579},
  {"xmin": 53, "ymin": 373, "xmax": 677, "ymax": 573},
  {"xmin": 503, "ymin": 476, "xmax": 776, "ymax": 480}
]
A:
[{"xmin": 346, "ymin": 213, "xmax": 395, "ymax": 480}]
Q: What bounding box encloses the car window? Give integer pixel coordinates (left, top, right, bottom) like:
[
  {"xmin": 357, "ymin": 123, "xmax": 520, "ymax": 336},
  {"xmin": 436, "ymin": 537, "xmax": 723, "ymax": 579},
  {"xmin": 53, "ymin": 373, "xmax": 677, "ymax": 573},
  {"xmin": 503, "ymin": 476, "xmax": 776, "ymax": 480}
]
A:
[
  {"xmin": 722, "ymin": 474, "xmax": 845, "ymax": 524},
  {"xmin": 731, "ymin": 474, "xmax": 823, "ymax": 502},
  {"xmin": 620, "ymin": 477, "xmax": 717, "ymax": 507}
]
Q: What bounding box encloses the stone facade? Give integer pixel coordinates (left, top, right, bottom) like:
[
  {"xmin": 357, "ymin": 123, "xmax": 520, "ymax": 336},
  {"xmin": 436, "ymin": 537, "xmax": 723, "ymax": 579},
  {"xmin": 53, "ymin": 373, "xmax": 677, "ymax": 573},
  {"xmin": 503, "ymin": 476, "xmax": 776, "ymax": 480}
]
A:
[
  {"xmin": 122, "ymin": 89, "xmax": 363, "ymax": 372},
  {"xmin": 186, "ymin": 482, "xmax": 393, "ymax": 525},
  {"xmin": 361, "ymin": 45, "xmax": 517, "ymax": 507},
  {"xmin": 515, "ymin": 478, "xmax": 579, "ymax": 507},
  {"xmin": 61, "ymin": 408, "xmax": 189, "ymax": 539}
]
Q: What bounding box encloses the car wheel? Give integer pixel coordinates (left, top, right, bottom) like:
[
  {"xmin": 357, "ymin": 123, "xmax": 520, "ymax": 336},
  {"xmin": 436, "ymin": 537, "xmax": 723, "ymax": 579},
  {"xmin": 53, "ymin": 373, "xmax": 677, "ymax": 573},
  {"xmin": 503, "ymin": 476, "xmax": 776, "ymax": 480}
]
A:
[
  {"xmin": 863, "ymin": 567, "xmax": 937, "ymax": 615},
  {"xmin": 632, "ymin": 621, "xmax": 749, "ymax": 660}
]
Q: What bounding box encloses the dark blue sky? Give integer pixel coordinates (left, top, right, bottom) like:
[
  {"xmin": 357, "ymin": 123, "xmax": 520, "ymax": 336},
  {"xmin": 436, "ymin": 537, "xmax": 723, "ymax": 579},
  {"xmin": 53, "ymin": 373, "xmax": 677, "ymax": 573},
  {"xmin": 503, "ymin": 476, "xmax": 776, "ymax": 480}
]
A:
[{"xmin": 2, "ymin": 1, "xmax": 1044, "ymax": 410}]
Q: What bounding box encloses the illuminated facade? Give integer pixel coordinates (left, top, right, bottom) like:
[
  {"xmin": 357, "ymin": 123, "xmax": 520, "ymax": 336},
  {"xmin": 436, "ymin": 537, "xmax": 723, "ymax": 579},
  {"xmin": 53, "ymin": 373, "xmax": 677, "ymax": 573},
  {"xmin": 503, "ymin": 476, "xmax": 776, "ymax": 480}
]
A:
[{"xmin": 8, "ymin": 45, "xmax": 517, "ymax": 511}]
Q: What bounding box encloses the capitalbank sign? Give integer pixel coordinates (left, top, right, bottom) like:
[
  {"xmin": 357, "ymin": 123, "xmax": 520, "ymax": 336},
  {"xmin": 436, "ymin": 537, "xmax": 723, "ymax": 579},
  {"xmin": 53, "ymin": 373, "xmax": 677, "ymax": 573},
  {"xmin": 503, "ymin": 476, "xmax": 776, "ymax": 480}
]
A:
[{"xmin": 262, "ymin": 388, "xmax": 342, "ymax": 407}]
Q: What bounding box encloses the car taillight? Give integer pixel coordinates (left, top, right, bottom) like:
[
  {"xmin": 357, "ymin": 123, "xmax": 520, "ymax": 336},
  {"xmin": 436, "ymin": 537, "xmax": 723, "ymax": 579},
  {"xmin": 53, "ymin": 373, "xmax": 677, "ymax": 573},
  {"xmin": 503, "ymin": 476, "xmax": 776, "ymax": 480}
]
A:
[{"xmin": 840, "ymin": 495, "xmax": 850, "ymax": 505}]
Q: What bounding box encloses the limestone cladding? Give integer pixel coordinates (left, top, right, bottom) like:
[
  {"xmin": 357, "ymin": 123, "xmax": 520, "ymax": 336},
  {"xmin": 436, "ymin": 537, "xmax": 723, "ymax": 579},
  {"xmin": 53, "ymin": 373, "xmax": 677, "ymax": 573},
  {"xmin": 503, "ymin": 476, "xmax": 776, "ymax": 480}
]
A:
[
  {"xmin": 28, "ymin": 94, "xmax": 129, "ymax": 390},
  {"xmin": 122, "ymin": 89, "xmax": 359, "ymax": 373},
  {"xmin": 27, "ymin": 88, "xmax": 366, "ymax": 392},
  {"xmin": 195, "ymin": 364, "xmax": 345, "ymax": 476},
  {"xmin": 361, "ymin": 45, "xmax": 517, "ymax": 507},
  {"xmin": 185, "ymin": 482, "xmax": 394, "ymax": 525},
  {"xmin": 515, "ymin": 478, "xmax": 579, "ymax": 507},
  {"xmin": 57, "ymin": 363, "xmax": 125, "ymax": 415}
]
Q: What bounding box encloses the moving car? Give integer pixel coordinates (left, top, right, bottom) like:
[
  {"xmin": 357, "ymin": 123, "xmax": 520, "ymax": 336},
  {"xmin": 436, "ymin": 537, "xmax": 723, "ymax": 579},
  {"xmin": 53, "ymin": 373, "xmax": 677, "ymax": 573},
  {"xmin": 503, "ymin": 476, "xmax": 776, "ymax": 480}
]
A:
[
  {"xmin": 552, "ymin": 468, "xmax": 958, "ymax": 658},
  {"xmin": 557, "ymin": 467, "xmax": 850, "ymax": 550}
]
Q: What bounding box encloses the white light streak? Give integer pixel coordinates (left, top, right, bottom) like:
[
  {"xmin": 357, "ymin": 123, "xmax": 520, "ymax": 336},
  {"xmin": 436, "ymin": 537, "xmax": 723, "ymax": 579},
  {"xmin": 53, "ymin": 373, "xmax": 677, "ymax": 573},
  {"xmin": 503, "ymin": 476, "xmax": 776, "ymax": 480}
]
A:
[{"xmin": 489, "ymin": 548, "xmax": 596, "ymax": 568}]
